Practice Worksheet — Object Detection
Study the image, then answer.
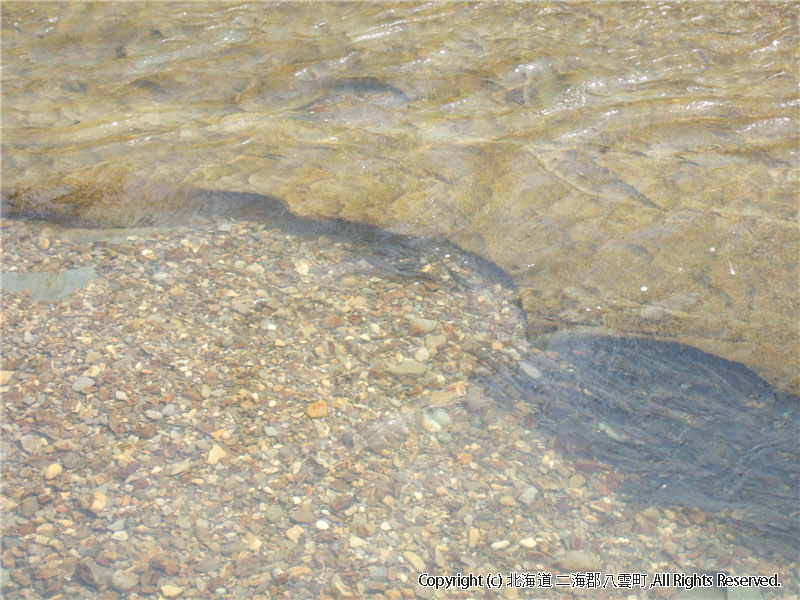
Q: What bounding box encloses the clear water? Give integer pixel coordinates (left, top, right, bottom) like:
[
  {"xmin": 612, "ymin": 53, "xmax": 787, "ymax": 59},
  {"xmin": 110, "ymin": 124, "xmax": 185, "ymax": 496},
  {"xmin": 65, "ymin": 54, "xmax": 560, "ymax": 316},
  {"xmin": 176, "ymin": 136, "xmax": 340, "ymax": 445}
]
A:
[{"xmin": 1, "ymin": 2, "xmax": 798, "ymax": 598}]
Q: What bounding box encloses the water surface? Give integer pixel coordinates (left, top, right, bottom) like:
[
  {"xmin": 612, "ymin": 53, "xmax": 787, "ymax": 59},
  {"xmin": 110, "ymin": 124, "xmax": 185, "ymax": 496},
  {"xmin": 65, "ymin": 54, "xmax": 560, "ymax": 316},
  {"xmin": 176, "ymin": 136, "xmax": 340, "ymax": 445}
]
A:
[{"xmin": 2, "ymin": 1, "xmax": 797, "ymax": 390}]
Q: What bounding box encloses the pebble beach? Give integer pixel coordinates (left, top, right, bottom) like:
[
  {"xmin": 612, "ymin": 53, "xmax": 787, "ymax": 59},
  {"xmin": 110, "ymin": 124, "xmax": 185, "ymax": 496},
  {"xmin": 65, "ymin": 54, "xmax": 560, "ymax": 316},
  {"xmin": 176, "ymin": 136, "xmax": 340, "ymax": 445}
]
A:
[{"xmin": 1, "ymin": 217, "xmax": 795, "ymax": 599}]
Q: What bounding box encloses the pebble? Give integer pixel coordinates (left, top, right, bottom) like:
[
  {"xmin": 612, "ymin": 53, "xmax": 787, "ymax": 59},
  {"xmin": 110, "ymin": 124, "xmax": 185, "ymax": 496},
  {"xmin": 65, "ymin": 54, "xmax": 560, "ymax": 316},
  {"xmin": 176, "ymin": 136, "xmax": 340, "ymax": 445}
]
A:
[
  {"xmin": 44, "ymin": 463, "xmax": 62, "ymax": 479},
  {"xmin": 306, "ymin": 400, "xmax": 328, "ymax": 418},
  {"xmin": 519, "ymin": 360, "xmax": 542, "ymax": 379},
  {"xmin": 413, "ymin": 347, "xmax": 430, "ymax": 362},
  {"xmin": 290, "ymin": 507, "xmax": 314, "ymax": 523},
  {"xmin": 71, "ymin": 376, "xmax": 95, "ymax": 392},
  {"xmin": 207, "ymin": 444, "xmax": 227, "ymax": 465},
  {"xmin": 20, "ymin": 434, "xmax": 45, "ymax": 453},
  {"xmin": 0, "ymin": 370, "xmax": 13, "ymax": 384},
  {"xmin": 232, "ymin": 302, "xmax": 250, "ymax": 315},
  {"xmin": 111, "ymin": 569, "xmax": 138, "ymax": 592},
  {"xmin": 555, "ymin": 550, "xmax": 598, "ymax": 571},
  {"xmin": 518, "ymin": 485, "xmax": 539, "ymax": 506},
  {"xmin": 294, "ymin": 260, "xmax": 310, "ymax": 275},
  {"xmin": 20, "ymin": 496, "xmax": 40, "ymax": 517},
  {"xmin": 160, "ymin": 584, "xmax": 184, "ymax": 598},
  {"xmin": 387, "ymin": 359, "xmax": 427, "ymax": 376},
  {"xmin": 425, "ymin": 334, "xmax": 447, "ymax": 354},
  {"xmin": 286, "ymin": 525, "xmax": 305, "ymax": 543},
  {"xmin": 406, "ymin": 316, "xmax": 438, "ymax": 334},
  {"xmin": 144, "ymin": 409, "xmax": 163, "ymax": 420},
  {"xmin": 23, "ymin": 330, "xmax": 35, "ymax": 343},
  {"xmin": 88, "ymin": 491, "xmax": 107, "ymax": 514},
  {"xmin": 402, "ymin": 551, "xmax": 426, "ymax": 571},
  {"xmin": 152, "ymin": 271, "xmax": 169, "ymax": 282},
  {"xmin": 108, "ymin": 519, "xmax": 126, "ymax": 532},
  {"xmin": 315, "ymin": 519, "xmax": 330, "ymax": 530},
  {"xmin": 264, "ymin": 505, "xmax": 283, "ymax": 522}
]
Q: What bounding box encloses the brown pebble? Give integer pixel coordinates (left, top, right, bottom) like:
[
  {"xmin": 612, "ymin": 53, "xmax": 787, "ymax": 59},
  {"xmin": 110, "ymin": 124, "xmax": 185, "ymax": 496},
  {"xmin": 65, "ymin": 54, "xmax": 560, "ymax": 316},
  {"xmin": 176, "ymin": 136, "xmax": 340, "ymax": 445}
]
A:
[
  {"xmin": 306, "ymin": 400, "xmax": 328, "ymax": 418},
  {"xmin": 88, "ymin": 491, "xmax": 107, "ymax": 514},
  {"xmin": 207, "ymin": 444, "xmax": 226, "ymax": 465},
  {"xmin": 554, "ymin": 549, "xmax": 598, "ymax": 571},
  {"xmin": 160, "ymin": 584, "xmax": 184, "ymax": 598},
  {"xmin": 44, "ymin": 463, "xmax": 63, "ymax": 479}
]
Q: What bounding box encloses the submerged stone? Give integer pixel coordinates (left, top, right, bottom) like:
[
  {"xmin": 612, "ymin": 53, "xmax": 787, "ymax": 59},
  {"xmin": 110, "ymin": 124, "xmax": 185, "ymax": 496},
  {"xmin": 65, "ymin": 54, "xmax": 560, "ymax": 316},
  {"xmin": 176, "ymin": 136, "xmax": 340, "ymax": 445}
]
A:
[{"xmin": 1, "ymin": 266, "xmax": 97, "ymax": 302}]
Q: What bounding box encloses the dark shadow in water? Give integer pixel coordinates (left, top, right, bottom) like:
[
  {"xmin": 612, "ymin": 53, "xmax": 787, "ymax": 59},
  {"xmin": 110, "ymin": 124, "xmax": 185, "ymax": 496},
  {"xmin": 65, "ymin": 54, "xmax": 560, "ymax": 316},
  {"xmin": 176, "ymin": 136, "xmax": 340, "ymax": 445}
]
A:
[
  {"xmin": 3, "ymin": 186, "xmax": 798, "ymax": 558},
  {"xmin": 1, "ymin": 187, "xmax": 517, "ymax": 291},
  {"xmin": 476, "ymin": 332, "xmax": 799, "ymax": 558}
]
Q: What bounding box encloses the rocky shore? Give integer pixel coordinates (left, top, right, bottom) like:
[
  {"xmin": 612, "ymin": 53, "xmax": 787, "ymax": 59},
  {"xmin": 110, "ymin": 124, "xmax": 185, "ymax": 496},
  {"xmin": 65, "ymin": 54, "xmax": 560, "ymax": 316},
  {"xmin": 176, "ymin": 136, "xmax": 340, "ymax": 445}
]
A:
[{"xmin": 1, "ymin": 217, "xmax": 795, "ymax": 599}]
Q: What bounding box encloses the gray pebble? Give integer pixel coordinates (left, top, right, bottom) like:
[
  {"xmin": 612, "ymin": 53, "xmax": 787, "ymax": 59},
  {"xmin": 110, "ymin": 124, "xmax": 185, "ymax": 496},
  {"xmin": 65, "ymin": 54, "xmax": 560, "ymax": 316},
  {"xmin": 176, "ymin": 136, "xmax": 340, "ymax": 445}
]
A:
[
  {"xmin": 71, "ymin": 376, "xmax": 95, "ymax": 392},
  {"xmin": 111, "ymin": 569, "xmax": 139, "ymax": 592},
  {"xmin": 162, "ymin": 404, "xmax": 176, "ymax": 417},
  {"xmin": 63, "ymin": 452, "xmax": 81, "ymax": 469},
  {"xmin": 152, "ymin": 271, "xmax": 169, "ymax": 282},
  {"xmin": 232, "ymin": 303, "xmax": 250, "ymax": 315},
  {"xmin": 290, "ymin": 507, "xmax": 314, "ymax": 523},
  {"xmin": 20, "ymin": 496, "xmax": 40, "ymax": 517},
  {"xmin": 176, "ymin": 515, "xmax": 192, "ymax": 529},
  {"xmin": 145, "ymin": 409, "xmax": 163, "ymax": 420},
  {"xmin": 519, "ymin": 361, "xmax": 542, "ymax": 380},
  {"xmin": 519, "ymin": 485, "xmax": 539, "ymax": 506},
  {"xmin": 108, "ymin": 519, "xmax": 126, "ymax": 532},
  {"xmin": 387, "ymin": 359, "xmax": 427, "ymax": 376},
  {"xmin": 264, "ymin": 505, "xmax": 283, "ymax": 523},
  {"xmin": 19, "ymin": 434, "xmax": 44, "ymax": 453}
]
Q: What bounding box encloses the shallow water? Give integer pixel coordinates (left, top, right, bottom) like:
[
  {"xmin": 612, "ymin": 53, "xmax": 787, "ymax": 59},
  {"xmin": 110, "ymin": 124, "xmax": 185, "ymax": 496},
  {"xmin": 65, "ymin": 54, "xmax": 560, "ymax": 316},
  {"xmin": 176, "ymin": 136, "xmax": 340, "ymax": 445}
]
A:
[
  {"xmin": 1, "ymin": 2, "xmax": 799, "ymax": 597},
  {"xmin": 2, "ymin": 1, "xmax": 798, "ymax": 390}
]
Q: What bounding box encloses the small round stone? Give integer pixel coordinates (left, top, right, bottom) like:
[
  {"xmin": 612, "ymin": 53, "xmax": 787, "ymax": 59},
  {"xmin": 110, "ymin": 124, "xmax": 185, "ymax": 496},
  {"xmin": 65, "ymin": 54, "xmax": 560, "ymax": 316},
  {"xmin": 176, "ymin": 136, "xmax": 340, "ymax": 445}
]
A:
[{"xmin": 44, "ymin": 463, "xmax": 62, "ymax": 479}]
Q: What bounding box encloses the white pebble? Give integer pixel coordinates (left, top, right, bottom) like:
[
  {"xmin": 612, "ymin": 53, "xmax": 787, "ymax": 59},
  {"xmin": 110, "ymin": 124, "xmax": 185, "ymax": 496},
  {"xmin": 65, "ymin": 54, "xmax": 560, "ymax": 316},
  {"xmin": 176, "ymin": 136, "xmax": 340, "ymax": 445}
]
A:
[{"xmin": 315, "ymin": 519, "xmax": 330, "ymax": 530}]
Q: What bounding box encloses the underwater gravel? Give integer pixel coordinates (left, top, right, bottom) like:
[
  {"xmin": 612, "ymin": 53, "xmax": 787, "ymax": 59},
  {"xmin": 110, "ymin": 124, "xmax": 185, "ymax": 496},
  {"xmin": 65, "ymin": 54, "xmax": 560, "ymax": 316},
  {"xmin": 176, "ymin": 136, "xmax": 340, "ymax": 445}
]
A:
[{"xmin": 0, "ymin": 218, "xmax": 794, "ymax": 599}]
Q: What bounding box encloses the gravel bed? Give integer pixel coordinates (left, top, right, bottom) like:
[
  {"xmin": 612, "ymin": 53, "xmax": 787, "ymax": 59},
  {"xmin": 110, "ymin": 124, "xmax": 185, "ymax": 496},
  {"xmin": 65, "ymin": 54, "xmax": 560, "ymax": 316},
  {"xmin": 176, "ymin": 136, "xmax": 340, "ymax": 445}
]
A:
[{"xmin": 1, "ymin": 218, "xmax": 794, "ymax": 599}]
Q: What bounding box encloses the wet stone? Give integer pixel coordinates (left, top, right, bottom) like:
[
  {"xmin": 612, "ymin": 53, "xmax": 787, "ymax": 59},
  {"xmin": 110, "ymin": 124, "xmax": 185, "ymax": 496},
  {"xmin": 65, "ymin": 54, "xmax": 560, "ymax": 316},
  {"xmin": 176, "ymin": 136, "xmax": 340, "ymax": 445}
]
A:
[
  {"xmin": 1, "ymin": 212, "xmax": 795, "ymax": 598},
  {"xmin": 71, "ymin": 376, "xmax": 94, "ymax": 392},
  {"xmin": 111, "ymin": 569, "xmax": 138, "ymax": 592},
  {"xmin": 518, "ymin": 486, "xmax": 538, "ymax": 506},
  {"xmin": 264, "ymin": 505, "xmax": 283, "ymax": 522},
  {"xmin": 20, "ymin": 496, "xmax": 40, "ymax": 518},
  {"xmin": 289, "ymin": 507, "xmax": 314, "ymax": 524},
  {"xmin": 387, "ymin": 359, "xmax": 427, "ymax": 376}
]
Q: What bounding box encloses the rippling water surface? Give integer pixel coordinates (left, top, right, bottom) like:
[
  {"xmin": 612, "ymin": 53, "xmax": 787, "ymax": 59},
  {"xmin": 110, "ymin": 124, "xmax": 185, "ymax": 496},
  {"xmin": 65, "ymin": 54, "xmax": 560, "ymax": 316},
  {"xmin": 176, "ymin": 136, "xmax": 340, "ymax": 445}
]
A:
[{"xmin": 2, "ymin": 2, "xmax": 798, "ymax": 390}]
